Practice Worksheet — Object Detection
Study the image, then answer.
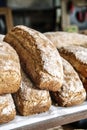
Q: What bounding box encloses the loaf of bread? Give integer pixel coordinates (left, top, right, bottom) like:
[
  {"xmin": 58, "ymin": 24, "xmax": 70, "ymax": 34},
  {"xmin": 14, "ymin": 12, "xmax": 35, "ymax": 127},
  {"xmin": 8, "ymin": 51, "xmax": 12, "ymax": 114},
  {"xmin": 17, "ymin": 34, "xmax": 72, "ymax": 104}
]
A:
[
  {"xmin": 59, "ymin": 45, "xmax": 87, "ymax": 78},
  {"xmin": 51, "ymin": 57, "xmax": 86, "ymax": 107},
  {"xmin": 13, "ymin": 71, "xmax": 51, "ymax": 116},
  {"xmin": 44, "ymin": 31, "xmax": 87, "ymax": 48},
  {"xmin": 4, "ymin": 25, "xmax": 63, "ymax": 91},
  {"xmin": 59, "ymin": 45, "xmax": 87, "ymax": 92},
  {"xmin": 0, "ymin": 41, "xmax": 21, "ymax": 94},
  {"xmin": 0, "ymin": 94, "xmax": 16, "ymax": 124}
]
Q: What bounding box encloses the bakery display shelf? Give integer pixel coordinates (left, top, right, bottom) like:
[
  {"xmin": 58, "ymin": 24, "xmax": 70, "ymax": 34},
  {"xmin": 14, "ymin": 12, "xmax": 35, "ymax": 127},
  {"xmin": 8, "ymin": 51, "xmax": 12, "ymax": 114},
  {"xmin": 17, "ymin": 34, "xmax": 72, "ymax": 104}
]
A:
[{"xmin": 1, "ymin": 101, "xmax": 87, "ymax": 130}]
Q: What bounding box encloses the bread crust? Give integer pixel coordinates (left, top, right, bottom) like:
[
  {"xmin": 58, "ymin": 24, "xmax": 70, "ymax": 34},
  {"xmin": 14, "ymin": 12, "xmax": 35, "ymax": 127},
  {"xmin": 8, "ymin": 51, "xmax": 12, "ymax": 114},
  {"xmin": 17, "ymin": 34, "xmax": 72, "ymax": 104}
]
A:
[
  {"xmin": 13, "ymin": 71, "xmax": 51, "ymax": 116},
  {"xmin": 4, "ymin": 25, "xmax": 63, "ymax": 91},
  {"xmin": 51, "ymin": 57, "xmax": 86, "ymax": 107},
  {"xmin": 44, "ymin": 31, "xmax": 87, "ymax": 48},
  {"xmin": 59, "ymin": 45, "xmax": 87, "ymax": 77},
  {"xmin": 0, "ymin": 41, "xmax": 21, "ymax": 94},
  {"xmin": 0, "ymin": 94, "xmax": 16, "ymax": 124}
]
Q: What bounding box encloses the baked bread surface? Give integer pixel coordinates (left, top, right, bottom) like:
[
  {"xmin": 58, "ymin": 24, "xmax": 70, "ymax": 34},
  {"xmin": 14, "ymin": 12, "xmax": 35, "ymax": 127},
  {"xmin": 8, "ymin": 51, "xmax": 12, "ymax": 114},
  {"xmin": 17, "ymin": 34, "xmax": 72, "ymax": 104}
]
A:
[
  {"xmin": 4, "ymin": 25, "xmax": 63, "ymax": 91},
  {"xmin": 0, "ymin": 41, "xmax": 21, "ymax": 94},
  {"xmin": 44, "ymin": 31, "xmax": 87, "ymax": 48},
  {"xmin": 0, "ymin": 94, "xmax": 16, "ymax": 124},
  {"xmin": 59, "ymin": 45, "xmax": 87, "ymax": 77},
  {"xmin": 13, "ymin": 71, "xmax": 51, "ymax": 116},
  {"xmin": 51, "ymin": 57, "xmax": 86, "ymax": 107}
]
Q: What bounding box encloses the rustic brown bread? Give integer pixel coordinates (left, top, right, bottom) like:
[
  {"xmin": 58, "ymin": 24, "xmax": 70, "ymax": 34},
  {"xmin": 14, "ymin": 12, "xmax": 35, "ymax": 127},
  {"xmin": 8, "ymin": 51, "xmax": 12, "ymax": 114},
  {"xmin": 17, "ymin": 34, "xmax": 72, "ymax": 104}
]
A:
[
  {"xmin": 0, "ymin": 41, "xmax": 21, "ymax": 94},
  {"xmin": 13, "ymin": 70, "xmax": 51, "ymax": 116},
  {"xmin": 4, "ymin": 25, "xmax": 63, "ymax": 91},
  {"xmin": 0, "ymin": 94, "xmax": 16, "ymax": 124},
  {"xmin": 59, "ymin": 45, "xmax": 87, "ymax": 78},
  {"xmin": 44, "ymin": 31, "xmax": 87, "ymax": 48},
  {"xmin": 59, "ymin": 45, "xmax": 87, "ymax": 92},
  {"xmin": 51, "ymin": 57, "xmax": 86, "ymax": 107}
]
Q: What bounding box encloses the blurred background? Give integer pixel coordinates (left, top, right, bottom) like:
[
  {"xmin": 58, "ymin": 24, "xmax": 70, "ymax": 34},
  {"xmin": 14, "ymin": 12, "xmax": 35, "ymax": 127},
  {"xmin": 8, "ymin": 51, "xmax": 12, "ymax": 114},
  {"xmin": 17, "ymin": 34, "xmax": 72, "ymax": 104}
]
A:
[
  {"xmin": 0, "ymin": 0, "xmax": 61, "ymax": 34},
  {"xmin": 1, "ymin": 0, "xmax": 87, "ymax": 34}
]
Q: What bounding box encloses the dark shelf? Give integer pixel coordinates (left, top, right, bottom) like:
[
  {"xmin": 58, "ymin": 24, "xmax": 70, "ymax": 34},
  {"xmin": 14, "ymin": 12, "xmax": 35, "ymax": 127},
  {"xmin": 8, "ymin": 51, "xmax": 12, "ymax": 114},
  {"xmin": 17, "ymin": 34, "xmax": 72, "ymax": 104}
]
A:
[{"xmin": 12, "ymin": 6, "xmax": 61, "ymax": 32}]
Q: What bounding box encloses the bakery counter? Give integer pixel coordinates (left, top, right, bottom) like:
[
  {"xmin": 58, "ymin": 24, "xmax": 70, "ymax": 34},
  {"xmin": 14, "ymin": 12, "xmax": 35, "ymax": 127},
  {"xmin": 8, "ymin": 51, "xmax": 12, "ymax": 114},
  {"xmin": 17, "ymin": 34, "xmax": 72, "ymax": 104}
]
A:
[
  {"xmin": 15, "ymin": 110, "xmax": 87, "ymax": 130},
  {"xmin": 1, "ymin": 101, "xmax": 87, "ymax": 130}
]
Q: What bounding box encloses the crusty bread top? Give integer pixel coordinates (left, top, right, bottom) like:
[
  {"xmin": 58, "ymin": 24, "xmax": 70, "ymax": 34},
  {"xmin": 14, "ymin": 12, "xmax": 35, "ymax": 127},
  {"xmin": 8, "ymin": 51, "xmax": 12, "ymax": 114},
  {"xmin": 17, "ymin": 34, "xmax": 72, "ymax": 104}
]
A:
[
  {"xmin": 19, "ymin": 71, "xmax": 51, "ymax": 102},
  {"xmin": 60, "ymin": 45, "xmax": 87, "ymax": 64},
  {"xmin": 58, "ymin": 58, "xmax": 86, "ymax": 103},
  {"xmin": 14, "ymin": 25, "xmax": 63, "ymax": 79},
  {"xmin": 62, "ymin": 57, "xmax": 85, "ymax": 93},
  {"xmin": 0, "ymin": 41, "xmax": 20, "ymax": 73},
  {"xmin": 51, "ymin": 57, "xmax": 86, "ymax": 106},
  {"xmin": 0, "ymin": 94, "xmax": 15, "ymax": 115},
  {"xmin": 44, "ymin": 31, "xmax": 87, "ymax": 48}
]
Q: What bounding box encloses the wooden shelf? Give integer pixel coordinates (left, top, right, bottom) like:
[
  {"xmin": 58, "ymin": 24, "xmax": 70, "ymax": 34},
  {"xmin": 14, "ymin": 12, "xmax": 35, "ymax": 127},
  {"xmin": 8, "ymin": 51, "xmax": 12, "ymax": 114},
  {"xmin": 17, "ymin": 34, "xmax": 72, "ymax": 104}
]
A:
[
  {"xmin": 15, "ymin": 110, "xmax": 87, "ymax": 130},
  {"xmin": 1, "ymin": 101, "xmax": 87, "ymax": 130}
]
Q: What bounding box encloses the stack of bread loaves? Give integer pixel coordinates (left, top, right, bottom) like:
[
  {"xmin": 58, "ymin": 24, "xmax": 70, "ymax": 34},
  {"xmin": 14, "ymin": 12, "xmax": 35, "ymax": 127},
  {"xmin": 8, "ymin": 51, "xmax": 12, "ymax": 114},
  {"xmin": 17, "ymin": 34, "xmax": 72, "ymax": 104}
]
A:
[
  {"xmin": 4, "ymin": 25, "xmax": 63, "ymax": 92},
  {"xmin": 0, "ymin": 28, "xmax": 55, "ymax": 123},
  {"xmin": 44, "ymin": 31, "xmax": 87, "ymax": 95},
  {"xmin": 0, "ymin": 37, "xmax": 21, "ymax": 124},
  {"xmin": 0, "ymin": 26, "xmax": 87, "ymax": 125},
  {"xmin": 3, "ymin": 25, "xmax": 63, "ymax": 117},
  {"xmin": 3, "ymin": 25, "xmax": 86, "ymax": 109}
]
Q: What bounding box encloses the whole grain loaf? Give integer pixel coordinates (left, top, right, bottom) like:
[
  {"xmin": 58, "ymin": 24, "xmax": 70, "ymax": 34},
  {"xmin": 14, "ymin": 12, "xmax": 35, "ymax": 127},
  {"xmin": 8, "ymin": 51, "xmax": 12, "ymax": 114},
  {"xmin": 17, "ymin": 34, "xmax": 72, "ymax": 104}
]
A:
[
  {"xmin": 44, "ymin": 31, "xmax": 87, "ymax": 48},
  {"xmin": 4, "ymin": 25, "xmax": 63, "ymax": 91},
  {"xmin": 0, "ymin": 94, "xmax": 16, "ymax": 124},
  {"xmin": 0, "ymin": 41, "xmax": 21, "ymax": 94},
  {"xmin": 51, "ymin": 57, "xmax": 86, "ymax": 107},
  {"xmin": 13, "ymin": 70, "xmax": 51, "ymax": 116}
]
